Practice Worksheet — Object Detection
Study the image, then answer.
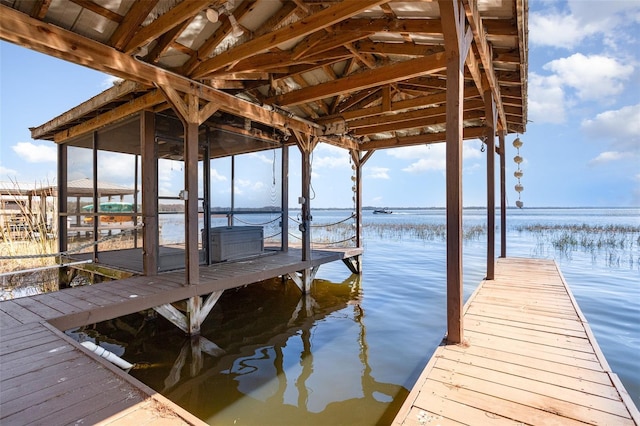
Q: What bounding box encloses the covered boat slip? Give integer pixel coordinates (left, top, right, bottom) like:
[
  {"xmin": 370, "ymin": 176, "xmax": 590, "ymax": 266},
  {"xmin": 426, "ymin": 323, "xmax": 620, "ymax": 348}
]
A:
[{"xmin": 393, "ymin": 258, "xmax": 640, "ymax": 426}]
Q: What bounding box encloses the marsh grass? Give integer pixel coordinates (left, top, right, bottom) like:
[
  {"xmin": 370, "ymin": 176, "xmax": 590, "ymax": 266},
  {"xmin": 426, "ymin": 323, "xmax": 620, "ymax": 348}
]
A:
[
  {"xmin": 1, "ymin": 186, "xmax": 59, "ymax": 298},
  {"xmin": 516, "ymin": 223, "xmax": 640, "ymax": 267},
  {"xmin": 309, "ymin": 222, "xmax": 487, "ymax": 246}
]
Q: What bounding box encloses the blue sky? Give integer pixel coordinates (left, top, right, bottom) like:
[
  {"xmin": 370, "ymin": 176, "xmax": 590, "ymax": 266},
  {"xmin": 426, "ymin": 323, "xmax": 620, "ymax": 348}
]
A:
[{"xmin": 1, "ymin": 0, "xmax": 639, "ymax": 208}]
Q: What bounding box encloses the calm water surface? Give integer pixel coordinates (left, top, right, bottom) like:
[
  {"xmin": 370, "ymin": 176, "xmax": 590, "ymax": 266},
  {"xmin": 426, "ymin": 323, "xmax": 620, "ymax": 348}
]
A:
[{"xmin": 69, "ymin": 208, "xmax": 640, "ymax": 424}]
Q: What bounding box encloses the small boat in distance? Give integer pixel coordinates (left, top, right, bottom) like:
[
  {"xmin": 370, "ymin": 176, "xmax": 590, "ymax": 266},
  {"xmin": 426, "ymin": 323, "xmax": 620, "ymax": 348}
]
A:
[{"xmin": 373, "ymin": 208, "xmax": 392, "ymax": 214}]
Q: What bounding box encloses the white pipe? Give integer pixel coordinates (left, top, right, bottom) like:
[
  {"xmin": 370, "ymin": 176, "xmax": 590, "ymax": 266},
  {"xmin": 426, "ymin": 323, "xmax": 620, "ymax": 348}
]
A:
[{"xmin": 81, "ymin": 341, "xmax": 133, "ymax": 370}]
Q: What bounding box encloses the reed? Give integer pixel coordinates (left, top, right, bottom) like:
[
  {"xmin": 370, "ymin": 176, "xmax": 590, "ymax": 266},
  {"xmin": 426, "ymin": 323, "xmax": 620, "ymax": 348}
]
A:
[
  {"xmin": 516, "ymin": 223, "xmax": 640, "ymax": 266},
  {"xmin": 309, "ymin": 221, "xmax": 487, "ymax": 246},
  {"xmin": 1, "ymin": 184, "xmax": 58, "ymax": 297}
]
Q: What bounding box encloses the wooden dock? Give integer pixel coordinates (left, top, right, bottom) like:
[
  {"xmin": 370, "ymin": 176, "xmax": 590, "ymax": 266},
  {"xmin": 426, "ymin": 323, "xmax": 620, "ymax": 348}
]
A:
[
  {"xmin": 393, "ymin": 257, "xmax": 639, "ymax": 425},
  {"xmin": 0, "ymin": 247, "xmax": 360, "ymax": 425}
]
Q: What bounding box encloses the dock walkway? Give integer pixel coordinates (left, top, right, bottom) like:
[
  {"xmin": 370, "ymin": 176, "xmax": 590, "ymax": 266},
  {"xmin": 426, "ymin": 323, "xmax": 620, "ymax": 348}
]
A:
[
  {"xmin": 0, "ymin": 247, "xmax": 360, "ymax": 425},
  {"xmin": 393, "ymin": 257, "xmax": 639, "ymax": 425}
]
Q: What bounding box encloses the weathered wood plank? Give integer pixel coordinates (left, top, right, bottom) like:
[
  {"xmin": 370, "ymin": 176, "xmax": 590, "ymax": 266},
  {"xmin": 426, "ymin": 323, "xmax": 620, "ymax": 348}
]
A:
[
  {"xmin": 12, "ymin": 296, "xmax": 64, "ymax": 318},
  {"xmin": 414, "ymin": 378, "xmax": 592, "ymax": 426},
  {"xmin": 0, "ymin": 300, "xmax": 47, "ymax": 324},
  {"xmin": 394, "ymin": 258, "xmax": 638, "ymax": 426},
  {"xmin": 465, "ymin": 312, "xmax": 587, "ymax": 338},
  {"xmin": 428, "ymin": 366, "xmax": 632, "ymax": 423},
  {"xmin": 465, "ymin": 319, "xmax": 593, "ymax": 352},
  {"xmin": 442, "ymin": 343, "xmax": 612, "ymax": 385}
]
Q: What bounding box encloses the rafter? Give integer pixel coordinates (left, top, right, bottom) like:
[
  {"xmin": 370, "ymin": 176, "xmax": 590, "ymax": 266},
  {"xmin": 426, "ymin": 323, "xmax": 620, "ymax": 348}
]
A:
[
  {"xmin": 123, "ymin": 0, "xmax": 209, "ymax": 54},
  {"xmin": 348, "ymin": 98, "xmax": 484, "ymax": 129},
  {"xmin": 31, "ymin": 80, "xmax": 143, "ymax": 140},
  {"xmin": 268, "ymin": 52, "xmax": 447, "ymax": 106},
  {"xmin": 333, "ymin": 17, "xmax": 442, "ymax": 35},
  {"xmin": 358, "ymin": 126, "xmax": 485, "ymax": 151},
  {"xmin": 53, "ymin": 91, "xmax": 165, "ymax": 143},
  {"xmin": 0, "ymin": 5, "xmax": 315, "ymax": 135},
  {"xmin": 463, "ymin": 0, "xmax": 507, "ymax": 130},
  {"xmin": 180, "ymin": 0, "xmax": 257, "ymax": 76},
  {"xmin": 109, "ymin": 1, "xmax": 158, "ymax": 51},
  {"xmin": 191, "ymin": 0, "xmax": 389, "ymax": 79},
  {"xmin": 353, "ymin": 109, "xmax": 484, "ymax": 136}
]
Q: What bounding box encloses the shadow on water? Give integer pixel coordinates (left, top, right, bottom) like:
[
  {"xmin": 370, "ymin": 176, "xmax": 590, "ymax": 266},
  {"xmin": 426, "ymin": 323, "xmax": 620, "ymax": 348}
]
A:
[{"xmin": 67, "ymin": 274, "xmax": 408, "ymax": 425}]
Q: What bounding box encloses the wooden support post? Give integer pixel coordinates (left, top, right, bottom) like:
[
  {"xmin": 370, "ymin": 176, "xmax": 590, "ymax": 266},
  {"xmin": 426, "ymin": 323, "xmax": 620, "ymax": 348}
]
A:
[
  {"xmin": 153, "ymin": 303, "xmax": 189, "ymax": 333},
  {"xmin": 288, "ymin": 266, "xmax": 319, "ymax": 294},
  {"xmin": 485, "ymin": 89, "xmax": 496, "ymax": 280},
  {"xmin": 440, "ymin": 0, "xmax": 472, "ymax": 345},
  {"xmin": 184, "ymin": 118, "xmax": 200, "ymax": 285},
  {"xmin": 281, "ymin": 144, "xmax": 289, "ymax": 252},
  {"xmin": 92, "ymin": 131, "xmax": 99, "ymax": 263},
  {"xmin": 499, "ymin": 130, "xmax": 507, "ymax": 258},
  {"xmin": 157, "ymin": 85, "xmax": 219, "ymax": 286},
  {"xmin": 153, "ymin": 291, "xmax": 223, "ymax": 336},
  {"xmin": 57, "ymin": 143, "xmax": 68, "ymax": 255},
  {"xmin": 300, "ymin": 146, "xmax": 312, "ymax": 262},
  {"xmin": 141, "ymin": 110, "xmax": 158, "ymax": 275}
]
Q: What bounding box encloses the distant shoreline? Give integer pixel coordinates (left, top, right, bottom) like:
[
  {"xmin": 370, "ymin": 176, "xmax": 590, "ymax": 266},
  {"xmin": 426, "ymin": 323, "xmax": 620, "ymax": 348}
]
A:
[{"xmin": 293, "ymin": 206, "xmax": 640, "ymax": 211}]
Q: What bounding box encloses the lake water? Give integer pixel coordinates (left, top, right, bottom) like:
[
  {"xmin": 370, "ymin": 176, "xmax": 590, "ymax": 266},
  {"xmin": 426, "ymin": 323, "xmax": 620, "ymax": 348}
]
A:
[{"xmin": 68, "ymin": 207, "xmax": 640, "ymax": 424}]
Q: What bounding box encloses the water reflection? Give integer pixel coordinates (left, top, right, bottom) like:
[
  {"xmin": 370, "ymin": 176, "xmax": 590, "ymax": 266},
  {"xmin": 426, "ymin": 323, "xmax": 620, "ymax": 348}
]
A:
[{"xmin": 70, "ymin": 274, "xmax": 405, "ymax": 425}]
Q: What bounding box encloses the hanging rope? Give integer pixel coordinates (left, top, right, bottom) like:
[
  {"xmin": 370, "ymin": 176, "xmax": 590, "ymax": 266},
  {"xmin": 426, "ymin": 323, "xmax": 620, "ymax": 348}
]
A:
[
  {"xmin": 263, "ymin": 230, "xmax": 282, "ymax": 240},
  {"xmin": 311, "ymin": 236, "xmax": 356, "ymax": 246},
  {"xmin": 233, "ymin": 215, "xmax": 281, "ymax": 226},
  {"xmin": 311, "ymin": 215, "xmax": 356, "ymax": 228},
  {"xmin": 287, "ymin": 214, "xmax": 355, "ymax": 228}
]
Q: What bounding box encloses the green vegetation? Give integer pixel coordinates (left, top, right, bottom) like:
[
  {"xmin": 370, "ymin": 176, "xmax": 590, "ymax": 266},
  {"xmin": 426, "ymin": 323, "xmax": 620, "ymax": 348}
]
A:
[{"xmin": 516, "ymin": 223, "xmax": 640, "ymax": 266}]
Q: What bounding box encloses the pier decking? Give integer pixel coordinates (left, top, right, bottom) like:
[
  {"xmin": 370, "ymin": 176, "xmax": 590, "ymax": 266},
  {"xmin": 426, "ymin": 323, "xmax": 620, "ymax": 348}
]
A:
[
  {"xmin": 393, "ymin": 257, "xmax": 639, "ymax": 425},
  {"xmin": 0, "ymin": 247, "xmax": 360, "ymax": 425}
]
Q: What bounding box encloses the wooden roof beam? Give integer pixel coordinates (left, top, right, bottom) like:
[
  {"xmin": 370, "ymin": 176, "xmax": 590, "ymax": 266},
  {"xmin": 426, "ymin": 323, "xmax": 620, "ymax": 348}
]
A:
[
  {"xmin": 333, "ymin": 18, "xmax": 442, "ymax": 35},
  {"xmin": 355, "ymin": 41, "xmax": 444, "ymax": 57},
  {"xmin": 0, "ymin": 5, "xmax": 315, "ymax": 136},
  {"xmin": 462, "ymin": 0, "xmax": 507, "ymax": 130},
  {"xmin": 353, "ymin": 109, "xmax": 484, "ymax": 136},
  {"xmin": 109, "ymin": 1, "xmax": 158, "ymax": 51},
  {"xmin": 318, "ymin": 86, "xmax": 479, "ymax": 124},
  {"xmin": 31, "ymin": 80, "xmax": 143, "ymax": 139},
  {"xmin": 123, "ymin": 0, "xmax": 209, "ymax": 55},
  {"xmin": 29, "ymin": 0, "xmax": 51, "ymax": 19},
  {"xmin": 348, "ymin": 98, "xmax": 484, "ymax": 129},
  {"xmin": 268, "ymin": 52, "xmax": 447, "ymax": 106},
  {"xmin": 53, "ymin": 90, "xmax": 166, "ymax": 143},
  {"xmin": 146, "ymin": 19, "xmax": 191, "ymax": 64},
  {"xmin": 358, "ymin": 126, "xmax": 485, "ymax": 151},
  {"xmin": 181, "ymin": 0, "xmax": 258, "ymax": 75},
  {"xmin": 191, "ymin": 0, "xmax": 390, "ymax": 78},
  {"xmin": 70, "ymin": 0, "xmax": 123, "ymax": 23}
]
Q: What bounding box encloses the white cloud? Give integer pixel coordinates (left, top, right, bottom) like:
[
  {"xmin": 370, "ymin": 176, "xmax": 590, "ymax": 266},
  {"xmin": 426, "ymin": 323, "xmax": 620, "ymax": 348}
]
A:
[
  {"xmin": 530, "ymin": 1, "xmax": 640, "ymax": 49},
  {"xmin": 96, "ymin": 152, "xmax": 138, "ymax": 184},
  {"xmin": 312, "ymin": 143, "xmax": 351, "ymax": 169},
  {"xmin": 528, "ymin": 72, "xmax": 566, "ymax": 124},
  {"xmin": 530, "ymin": 12, "xmax": 597, "ymax": 49},
  {"xmin": 12, "ymin": 142, "xmax": 57, "ymax": 163},
  {"xmin": 0, "ymin": 165, "xmax": 18, "ymax": 177},
  {"xmin": 390, "ymin": 142, "xmax": 483, "ymax": 174},
  {"xmin": 544, "ymin": 54, "xmax": 633, "ymax": 101},
  {"xmin": 365, "ymin": 166, "xmax": 390, "ymax": 179},
  {"xmin": 210, "ymin": 168, "xmax": 228, "ymax": 182},
  {"xmin": 234, "ymin": 179, "xmax": 264, "ymax": 195},
  {"xmin": 588, "ymin": 151, "xmax": 625, "ymax": 166},
  {"xmin": 248, "ymin": 152, "xmax": 275, "ymax": 165},
  {"xmin": 102, "ymin": 75, "xmax": 124, "ymax": 90},
  {"xmin": 581, "ymin": 104, "xmax": 640, "ymax": 153}
]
